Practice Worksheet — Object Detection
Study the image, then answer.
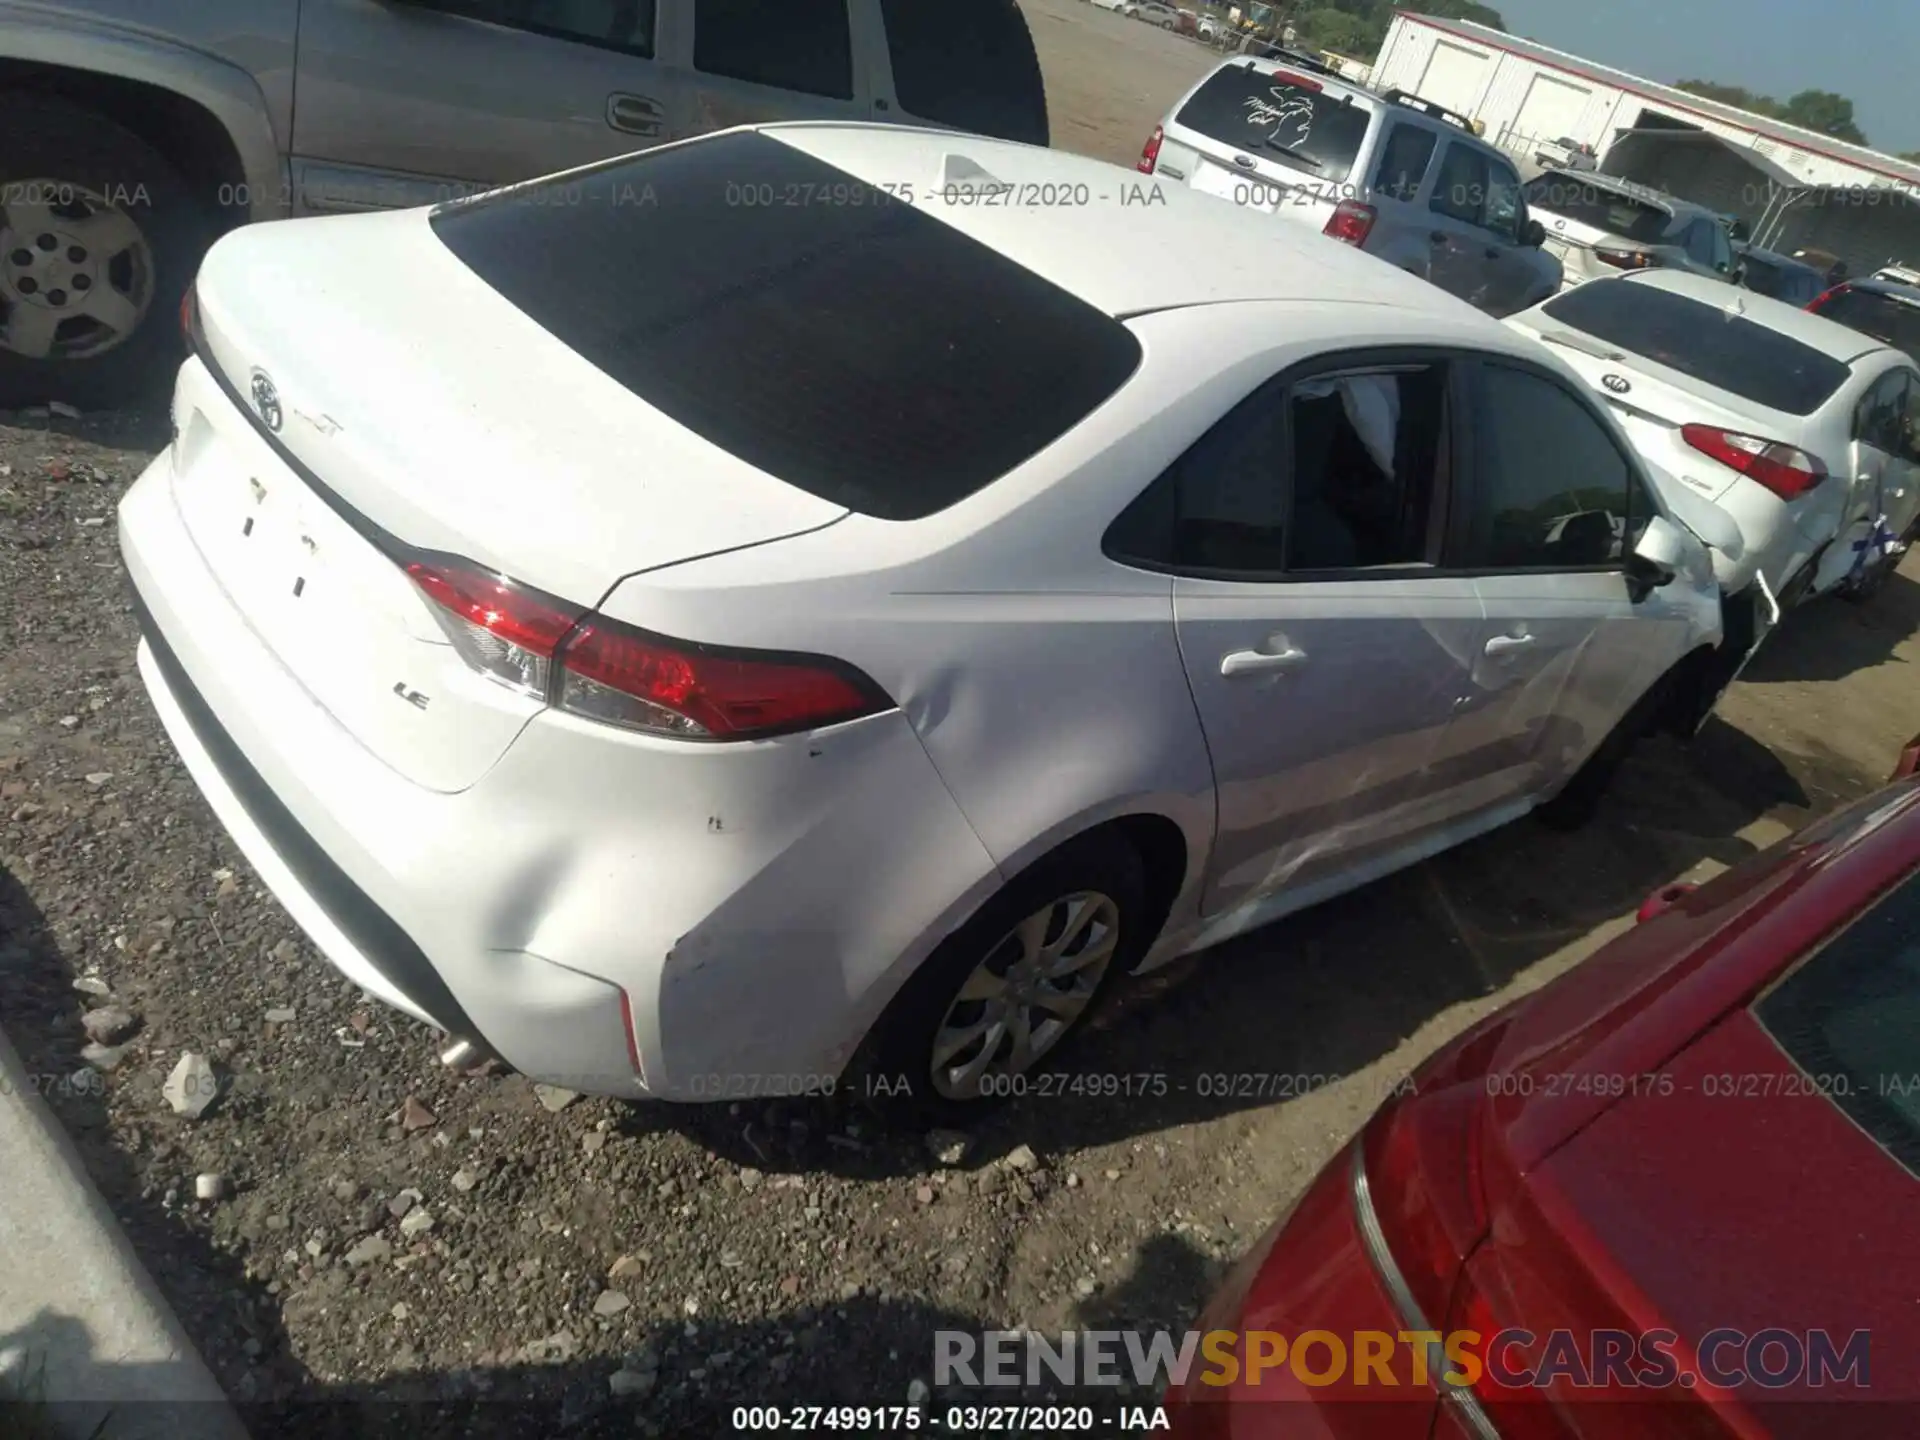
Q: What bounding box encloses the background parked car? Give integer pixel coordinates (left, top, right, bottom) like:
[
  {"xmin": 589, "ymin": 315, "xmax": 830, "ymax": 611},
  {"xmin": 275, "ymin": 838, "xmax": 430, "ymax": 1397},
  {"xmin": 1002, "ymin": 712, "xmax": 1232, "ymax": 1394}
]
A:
[
  {"xmin": 1141, "ymin": 59, "xmax": 1560, "ymax": 316},
  {"xmin": 1734, "ymin": 243, "xmax": 1827, "ymax": 307},
  {"xmin": 1127, "ymin": 1, "xmax": 1182, "ymax": 23},
  {"xmin": 1533, "ymin": 133, "xmax": 1598, "ymax": 171},
  {"xmin": 1809, "ymin": 276, "xmax": 1920, "ymax": 365},
  {"xmin": 0, "ymin": 0, "xmax": 1049, "ymax": 410},
  {"xmin": 1505, "ymin": 269, "xmax": 1920, "ymax": 684},
  {"xmin": 1167, "ymin": 748, "xmax": 1920, "ymax": 1439},
  {"xmin": 1874, "ymin": 263, "xmax": 1920, "ymax": 287},
  {"xmin": 1526, "ymin": 169, "xmax": 1740, "ymax": 289}
]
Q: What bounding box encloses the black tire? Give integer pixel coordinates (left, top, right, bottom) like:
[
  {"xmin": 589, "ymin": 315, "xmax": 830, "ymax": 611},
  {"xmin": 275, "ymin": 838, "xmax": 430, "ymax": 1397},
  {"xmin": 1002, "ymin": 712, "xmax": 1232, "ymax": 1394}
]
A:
[
  {"xmin": 849, "ymin": 831, "xmax": 1150, "ymax": 1128},
  {"xmin": 0, "ymin": 93, "xmax": 211, "ymax": 411},
  {"xmin": 1534, "ymin": 664, "xmax": 1679, "ymax": 831}
]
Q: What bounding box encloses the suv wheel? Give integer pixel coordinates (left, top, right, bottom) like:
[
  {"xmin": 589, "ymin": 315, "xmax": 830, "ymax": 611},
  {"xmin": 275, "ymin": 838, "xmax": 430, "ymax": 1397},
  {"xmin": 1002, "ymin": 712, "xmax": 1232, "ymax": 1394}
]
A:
[{"xmin": 0, "ymin": 94, "xmax": 210, "ymax": 410}]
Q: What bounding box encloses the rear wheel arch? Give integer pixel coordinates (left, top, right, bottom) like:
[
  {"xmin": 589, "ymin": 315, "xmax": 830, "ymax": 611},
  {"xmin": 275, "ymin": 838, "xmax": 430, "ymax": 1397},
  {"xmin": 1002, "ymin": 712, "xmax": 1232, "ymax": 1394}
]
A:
[{"xmin": 0, "ymin": 61, "xmax": 251, "ymax": 232}]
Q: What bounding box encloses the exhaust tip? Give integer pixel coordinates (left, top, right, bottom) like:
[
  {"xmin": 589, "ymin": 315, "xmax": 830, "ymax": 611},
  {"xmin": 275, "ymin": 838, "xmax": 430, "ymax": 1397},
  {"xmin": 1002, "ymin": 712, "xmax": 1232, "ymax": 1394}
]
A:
[{"xmin": 440, "ymin": 1036, "xmax": 508, "ymax": 1075}]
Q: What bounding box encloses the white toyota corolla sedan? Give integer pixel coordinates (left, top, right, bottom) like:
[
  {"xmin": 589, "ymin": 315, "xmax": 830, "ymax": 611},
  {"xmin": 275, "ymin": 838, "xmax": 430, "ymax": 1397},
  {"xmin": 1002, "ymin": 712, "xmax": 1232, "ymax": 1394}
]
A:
[{"xmin": 120, "ymin": 123, "xmax": 1724, "ymax": 1121}]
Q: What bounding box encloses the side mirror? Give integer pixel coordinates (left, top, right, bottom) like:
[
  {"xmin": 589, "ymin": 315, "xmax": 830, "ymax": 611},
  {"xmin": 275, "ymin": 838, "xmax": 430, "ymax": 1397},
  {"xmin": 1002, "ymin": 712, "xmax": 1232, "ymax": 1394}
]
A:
[
  {"xmin": 1626, "ymin": 513, "xmax": 1687, "ymax": 600},
  {"xmin": 1522, "ymin": 218, "xmax": 1547, "ymax": 248}
]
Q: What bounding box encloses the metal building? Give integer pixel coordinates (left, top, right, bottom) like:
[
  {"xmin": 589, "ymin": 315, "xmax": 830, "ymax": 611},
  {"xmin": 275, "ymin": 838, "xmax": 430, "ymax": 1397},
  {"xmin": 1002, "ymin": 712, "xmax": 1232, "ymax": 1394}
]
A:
[{"xmin": 1367, "ymin": 11, "xmax": 1920, "ymax": 273}]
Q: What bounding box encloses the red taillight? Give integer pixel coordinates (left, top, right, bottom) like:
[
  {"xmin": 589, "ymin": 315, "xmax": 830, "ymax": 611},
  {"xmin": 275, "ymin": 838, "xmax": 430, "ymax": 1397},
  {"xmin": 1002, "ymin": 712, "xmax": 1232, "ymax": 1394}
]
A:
[
  {"xmin": 1323, "ymin": 199, "xmax": 1377, "ymax": 247},
  {"xmin": 179, "ymin": 284, "xmax": 199, "ymax": 344},
  {"xmin": 1807, "ymin": 285, "xmax": 1840, "ymax": 312},
  {"xmin": 1137, "ymin": 124, "xmax": 1163, "ymax": 174},
  {"xmin": 557, "ymin": 618, "xmax": 887, "ymax": 740},
  {"xmin": 1681, "ymin": 423, "xmax": 1827, "ymax": 499},
  {"xmin": 404, "ymin": 554, "xmax": 891, "ymax": 741},
  {"xmin": 1594, "ymin": 246, "xmax": 1655, "ymax": 270},
  {"xmin": 1360, "ymin": 1087, "xmax": 1488, "ymax": 1326},
  {"xmin": 1268, "ymin": 68, "xmax": 1323, "ymax": 91}
]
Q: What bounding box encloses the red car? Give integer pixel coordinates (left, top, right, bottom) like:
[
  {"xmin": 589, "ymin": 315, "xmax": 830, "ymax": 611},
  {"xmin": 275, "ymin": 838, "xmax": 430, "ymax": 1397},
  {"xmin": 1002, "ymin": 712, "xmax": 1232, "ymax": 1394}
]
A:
[{"xmin": 1168, "ymin": 743, "xmax": 1920, "ymax": 1439}]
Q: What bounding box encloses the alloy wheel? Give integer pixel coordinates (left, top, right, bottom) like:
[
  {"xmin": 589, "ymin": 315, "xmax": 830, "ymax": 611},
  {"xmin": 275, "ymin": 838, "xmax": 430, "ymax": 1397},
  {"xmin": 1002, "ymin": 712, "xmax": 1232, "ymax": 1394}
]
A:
[
  {"xmin": 0, "ymin": 179, "xmax": 155, "ymax": 363},
  {"xmin": 928, "ymin": 891, "xmax": 1120, "ymax": 1100}
]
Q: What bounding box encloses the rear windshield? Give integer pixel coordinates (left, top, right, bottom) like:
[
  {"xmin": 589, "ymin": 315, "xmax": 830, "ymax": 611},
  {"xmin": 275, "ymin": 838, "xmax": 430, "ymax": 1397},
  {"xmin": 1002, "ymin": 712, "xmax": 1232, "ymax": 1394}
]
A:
[
  {"xmin": 1174, "ymin": 65, "xmax": 1373, "ymax": 181},
  {"xmin": 1818, "ymin": 287, "xmax": 1920, "ymax": 363},
  {"xmin": 1755, "ymin": 865, "xmax": 1920, "ymax": 1179},
  {"xmin": 1541, "ymin": 280, "xmax": 1852, "ymax": 415},
  {"xmin": 1523, "ymin": 175, "xmax": 1671, "ymax": 245},
  {"xmin": 429, "ymin": 133, "xmax": 1138, "ymax": 520}
]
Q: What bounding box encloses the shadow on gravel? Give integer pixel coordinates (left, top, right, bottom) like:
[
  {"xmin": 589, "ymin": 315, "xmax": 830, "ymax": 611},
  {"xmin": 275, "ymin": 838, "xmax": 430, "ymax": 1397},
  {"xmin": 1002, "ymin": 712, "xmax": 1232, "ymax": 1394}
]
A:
[
  {"xmin": 0, "ymin": 867, "xmax": 293, "ymax": 1422},
  {"xmin": 650, "ymin": 706, "xmax": 1816, "ymax": 1180},
  {"xmin": 1741, "ymin": 570, "xmax": 1920, "ymax": 686},
  {"xmin": 4, "ymin": 1239, "xmax": 1217, "ymax": 1440}
]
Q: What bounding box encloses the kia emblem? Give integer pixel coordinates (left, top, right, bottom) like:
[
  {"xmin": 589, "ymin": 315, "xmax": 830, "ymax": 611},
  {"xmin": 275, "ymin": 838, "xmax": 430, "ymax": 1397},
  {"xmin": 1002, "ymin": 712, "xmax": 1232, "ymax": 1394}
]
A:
[{"xmin": 1602, "ymin": 374, "xmax": 1632, "ymax": 395}]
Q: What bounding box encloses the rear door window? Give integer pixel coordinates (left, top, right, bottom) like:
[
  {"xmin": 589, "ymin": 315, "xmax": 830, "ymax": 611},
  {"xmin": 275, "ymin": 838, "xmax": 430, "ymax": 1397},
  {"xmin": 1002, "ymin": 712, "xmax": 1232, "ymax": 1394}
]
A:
[
  {"xmin": 1104, "ymin": 361, "xmax": 1453, "ymax": 577},
  {"xmin": 1541, "ymin": 280, "xmax": 1853, "ymax": 415},
  {"xmin": 1755, "ymin": 866, "xmax": 1920, "ymax": 1179},
  {"xmin": 430, "ymin": 132, "xmax": 1141, "ymax": 520},
  {"xmin": 1173, "ymin": 64, "xmax": 1374, "ymax": 181},
  {"xmin": 878, "ymin": 0, "xmax": 1048, "ymax": 145},
  {"xmin": 1522, "ymin": 176, "xmax": 1672, "ymax": 244},
  {"xmin": 1371, "ymin": 123, "xmax": 1438, "ymax": 202},
  {"xmin": 693, "ymin": 0, "xmax": 853, "ymax": 100},
  {"xmin": 1430, "ymin": 142, "xmax": 1490, "ymax": 225}
]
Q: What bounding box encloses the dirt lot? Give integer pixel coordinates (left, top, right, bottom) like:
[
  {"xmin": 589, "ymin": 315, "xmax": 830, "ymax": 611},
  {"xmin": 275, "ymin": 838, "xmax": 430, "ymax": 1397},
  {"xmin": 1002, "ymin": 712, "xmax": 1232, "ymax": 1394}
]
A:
[{"xmin": 3, "ymin": 11, "xmax": 1920, "ymax": 1438}]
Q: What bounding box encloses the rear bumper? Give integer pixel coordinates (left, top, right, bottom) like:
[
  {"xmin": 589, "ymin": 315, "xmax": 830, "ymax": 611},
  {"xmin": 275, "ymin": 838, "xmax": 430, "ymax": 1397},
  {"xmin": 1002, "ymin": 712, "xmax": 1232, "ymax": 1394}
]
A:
[{"xmin": 120, "ymin": 445, "xmax": 1002, "ymax": 1100}]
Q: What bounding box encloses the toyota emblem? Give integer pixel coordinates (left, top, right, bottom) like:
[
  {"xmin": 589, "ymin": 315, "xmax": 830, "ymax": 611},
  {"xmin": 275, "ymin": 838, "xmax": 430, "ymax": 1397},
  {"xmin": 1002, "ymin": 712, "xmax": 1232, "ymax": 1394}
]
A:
[
  {"xmin": 250, "ymin": 369, "xmax": 283, "ymax": 432},
  {"xmin": 1602, "ymin": 374, "xmax": 1632, "ymax": 395}
]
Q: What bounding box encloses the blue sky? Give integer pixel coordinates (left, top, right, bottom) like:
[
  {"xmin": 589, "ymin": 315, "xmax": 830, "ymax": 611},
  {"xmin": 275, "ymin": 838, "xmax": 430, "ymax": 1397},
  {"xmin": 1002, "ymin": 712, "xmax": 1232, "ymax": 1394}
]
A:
[{"xmin": 1491, "ymin": 0, "xmax": 1919, "ymax": 153}]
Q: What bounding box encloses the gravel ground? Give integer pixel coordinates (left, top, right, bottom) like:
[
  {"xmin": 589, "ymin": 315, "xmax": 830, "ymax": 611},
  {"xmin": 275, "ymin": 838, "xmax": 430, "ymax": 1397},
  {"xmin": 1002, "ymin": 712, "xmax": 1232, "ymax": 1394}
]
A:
[{"xmin": 5, "ymin": 398, "xmax": 1919, "ymax": 1439}]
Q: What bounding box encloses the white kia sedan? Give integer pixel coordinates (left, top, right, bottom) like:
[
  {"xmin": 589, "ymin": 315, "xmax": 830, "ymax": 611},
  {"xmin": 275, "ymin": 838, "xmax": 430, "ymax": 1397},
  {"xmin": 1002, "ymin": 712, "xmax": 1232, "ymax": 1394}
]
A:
[
  {"xmin": 1506, "ymin": 270, "xmax": 1920, "ymax": 671},
  {"xmin": 120, "ymin": 123, "xmax": 1723, "ymax": 1121}
]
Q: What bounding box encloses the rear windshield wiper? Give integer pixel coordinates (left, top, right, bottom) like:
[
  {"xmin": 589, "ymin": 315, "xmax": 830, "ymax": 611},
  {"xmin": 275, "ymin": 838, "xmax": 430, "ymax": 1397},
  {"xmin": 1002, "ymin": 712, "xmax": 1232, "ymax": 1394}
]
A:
[{"xmin": 1259, "ymin": 139, "xmax": 1325, "ymax": 172}]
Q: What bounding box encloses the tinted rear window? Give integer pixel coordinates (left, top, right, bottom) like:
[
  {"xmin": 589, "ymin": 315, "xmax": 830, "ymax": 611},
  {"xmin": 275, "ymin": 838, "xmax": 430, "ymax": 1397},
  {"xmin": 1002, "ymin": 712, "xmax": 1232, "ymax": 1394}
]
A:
[
  {"xmin": 1523, "ymin": 176, "xmax": 1671, "ymax": 244},
  {"xmin": 1174, "ymin": 65, "xmax": 1373, "ymax": 181},
  {"xmin": 1818, "ymin": 288, "xmax": 1920, "ymax": 363},
  {"xmin": 1740, "ymin": 255, "xmax": 1823, "ymax": 307},
  {"xmin": 429, "ymin": 133, "xmax": 1140, "ymax": 520},
  {"xmin": 1541, "ymin": 280, "xmax": 1852, "ymax": 415},
  {"xmin": 879, "ymin": 0, "xmax": 1049, "ymax": 145},
  {"xmin": 1755, "ymin": 865, "xmax": 1920, "ymax": 1179}
]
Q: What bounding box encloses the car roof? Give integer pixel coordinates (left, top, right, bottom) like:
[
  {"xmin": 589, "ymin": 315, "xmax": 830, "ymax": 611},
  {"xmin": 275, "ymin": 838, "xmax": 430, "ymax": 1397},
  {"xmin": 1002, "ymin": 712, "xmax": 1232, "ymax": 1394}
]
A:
[
  {"xmin": 760, "ymin": 122, "xmax": 1491, "ymax": 322},
  {"xmin": 1538, "ymin": 168, "xmax": 1690, "ymax": 213},
  {"xmin": 1622, "ymin": 269, "xmax": 1895, "ymax": 363},
  {"xmin": 1737, "ymin": 245, "xmax": 1819, "ymax": 270}
]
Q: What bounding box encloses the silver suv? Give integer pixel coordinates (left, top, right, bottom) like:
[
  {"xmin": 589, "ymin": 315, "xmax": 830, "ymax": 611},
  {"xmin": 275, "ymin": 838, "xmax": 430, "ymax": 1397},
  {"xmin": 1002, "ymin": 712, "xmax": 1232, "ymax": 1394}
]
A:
[
  {"xmin": 1140, "ymin": 54, "xmax": 1561, "ymax": 317},
  {"xmin": 0, "ymin": 0, "xmax": 1048, "ymax": 408}
]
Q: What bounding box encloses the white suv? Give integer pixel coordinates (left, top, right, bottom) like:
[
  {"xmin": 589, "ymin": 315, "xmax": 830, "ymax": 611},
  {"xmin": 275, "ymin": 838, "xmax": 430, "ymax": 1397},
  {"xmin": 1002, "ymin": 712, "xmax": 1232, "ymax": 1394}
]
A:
[{"xmin": 1139, "ymin": 54, "xmax": 1562, "ymax": 317}]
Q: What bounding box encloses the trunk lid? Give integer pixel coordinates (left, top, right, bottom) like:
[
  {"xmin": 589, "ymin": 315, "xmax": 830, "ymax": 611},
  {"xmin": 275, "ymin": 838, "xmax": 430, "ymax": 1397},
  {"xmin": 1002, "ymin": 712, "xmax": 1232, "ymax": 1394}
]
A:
[
  {"xmin": 177, "ymin": 211, "xmax": 845, "ymax": 791},
  {"xmin": 1511, "ymin": 318, "xmax": 1798, "ymax": 503},
  {"xmin": 1525, "ymin": 175, "xmax": 1672, "ymax": 285}
]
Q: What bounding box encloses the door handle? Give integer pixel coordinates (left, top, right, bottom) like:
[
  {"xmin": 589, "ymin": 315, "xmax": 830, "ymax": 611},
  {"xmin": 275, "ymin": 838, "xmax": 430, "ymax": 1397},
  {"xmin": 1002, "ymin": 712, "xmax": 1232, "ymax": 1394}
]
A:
[
  {"xmin": 1483, "ymin": 633, "xmax": 1535, "ymax": 657},
  {"xmin": 606, "ymin": 93, "xmax": 663, "ymax": 137},
  {"xmin": 1221, "ymin": 645, "xmax": 1308, "ymax": 678},
  {"xmin": 1430, "ymin": 231, "xmax": 1449, "ymax": 245},
  {"xmin": 1484, "ymin": 247, "xmax": 1501, "ymax": 259}
]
